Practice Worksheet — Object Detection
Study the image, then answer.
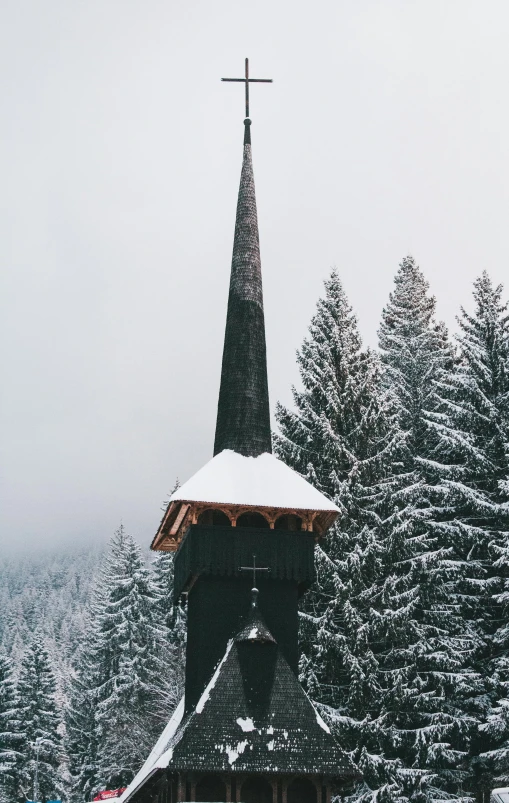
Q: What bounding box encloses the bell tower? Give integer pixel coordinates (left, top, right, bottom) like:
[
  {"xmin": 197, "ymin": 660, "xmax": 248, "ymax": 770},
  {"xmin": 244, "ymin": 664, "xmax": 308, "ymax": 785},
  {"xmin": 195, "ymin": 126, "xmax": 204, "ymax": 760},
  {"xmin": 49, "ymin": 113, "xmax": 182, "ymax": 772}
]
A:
[{"xmin": 122, "ymin": 60, "xmax": 357, "ymax": 803}]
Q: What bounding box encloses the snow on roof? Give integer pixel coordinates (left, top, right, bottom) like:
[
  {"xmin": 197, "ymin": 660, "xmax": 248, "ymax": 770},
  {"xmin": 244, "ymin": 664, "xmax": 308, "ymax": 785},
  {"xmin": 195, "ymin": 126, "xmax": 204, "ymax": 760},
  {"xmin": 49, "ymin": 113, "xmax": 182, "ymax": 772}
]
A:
[
  {"xmin": 170, "ymin": 450, "xmax": 339, "ymax": 513},
  {"xmin": 196, "ymin": 640, "xmax": 233, "ymax": 714},
  {"xmin": 152, "ymin": 643, "xmax": 235, "ymax": 772},
  {"xmin": 119, "ymin": 696, "xmax": 184, "ymax": 803}
]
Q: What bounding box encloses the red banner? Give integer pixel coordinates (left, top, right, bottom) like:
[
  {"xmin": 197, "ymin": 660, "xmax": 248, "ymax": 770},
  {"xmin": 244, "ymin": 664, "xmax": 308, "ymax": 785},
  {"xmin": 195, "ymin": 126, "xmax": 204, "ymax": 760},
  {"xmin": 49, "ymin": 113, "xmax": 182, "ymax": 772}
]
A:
[{"xmin": 93, "ymin": 789, "xmax": 126, "ymax": 800}]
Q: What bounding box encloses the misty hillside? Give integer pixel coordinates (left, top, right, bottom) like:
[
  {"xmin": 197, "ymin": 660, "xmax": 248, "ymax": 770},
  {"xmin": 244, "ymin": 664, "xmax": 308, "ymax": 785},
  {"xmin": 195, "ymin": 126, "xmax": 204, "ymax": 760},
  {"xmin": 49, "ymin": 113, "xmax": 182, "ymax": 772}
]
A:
[{"xmin": 0, "ymin": 546, "xmax": 105, "ymax": 693}]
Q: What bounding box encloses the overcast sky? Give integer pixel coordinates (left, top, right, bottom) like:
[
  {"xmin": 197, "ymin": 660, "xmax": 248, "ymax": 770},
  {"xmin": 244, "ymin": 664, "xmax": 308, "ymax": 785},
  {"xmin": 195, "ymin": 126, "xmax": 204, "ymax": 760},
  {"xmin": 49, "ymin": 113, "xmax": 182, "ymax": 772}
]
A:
[{"xmin": 1, "ymin": 0, "xmax": 509, "ymax": 552}]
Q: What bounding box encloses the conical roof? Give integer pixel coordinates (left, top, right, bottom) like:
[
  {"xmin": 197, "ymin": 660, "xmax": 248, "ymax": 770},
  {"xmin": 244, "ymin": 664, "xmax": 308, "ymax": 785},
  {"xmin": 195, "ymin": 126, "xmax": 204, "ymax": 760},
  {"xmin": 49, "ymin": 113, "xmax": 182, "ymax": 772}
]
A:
[{"xmin": 213, "ymin": 119, "xmax": 272, "ymax": 458}]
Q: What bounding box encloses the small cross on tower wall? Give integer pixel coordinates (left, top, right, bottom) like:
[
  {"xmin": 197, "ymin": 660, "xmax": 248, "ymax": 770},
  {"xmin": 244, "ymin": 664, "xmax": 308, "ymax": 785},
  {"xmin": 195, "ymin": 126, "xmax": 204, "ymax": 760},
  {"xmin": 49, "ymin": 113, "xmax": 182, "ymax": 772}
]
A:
[{"xmin": 239, "ymin": 553, "xmax": 271, "ymax": 588}]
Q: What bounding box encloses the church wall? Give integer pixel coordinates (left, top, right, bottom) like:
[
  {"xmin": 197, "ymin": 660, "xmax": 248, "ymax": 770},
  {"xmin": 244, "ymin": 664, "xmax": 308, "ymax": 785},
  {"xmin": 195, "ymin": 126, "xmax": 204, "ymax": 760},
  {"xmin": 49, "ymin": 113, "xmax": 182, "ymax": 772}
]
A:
[
  {"xmin": 160, "ymin": 771, "xmax": 331, "ymax": 803},
  {"xmin": 174, "ymin": 525, "xmax": 316, "ymax": 600}
]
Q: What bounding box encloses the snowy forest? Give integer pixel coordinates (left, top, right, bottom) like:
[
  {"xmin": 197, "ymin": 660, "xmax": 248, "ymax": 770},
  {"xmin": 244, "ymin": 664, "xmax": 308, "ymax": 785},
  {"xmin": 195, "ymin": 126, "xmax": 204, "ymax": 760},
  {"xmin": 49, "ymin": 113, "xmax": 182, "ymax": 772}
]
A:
[{"xmin": 1, "ymin": 257, "xmax": 508, "ymax": 803}]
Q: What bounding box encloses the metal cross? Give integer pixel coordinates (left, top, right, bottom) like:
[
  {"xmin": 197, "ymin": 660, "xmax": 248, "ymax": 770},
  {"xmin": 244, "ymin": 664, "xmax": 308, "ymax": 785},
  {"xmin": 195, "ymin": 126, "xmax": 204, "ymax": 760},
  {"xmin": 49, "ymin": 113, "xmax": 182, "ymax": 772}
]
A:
[
  {"xmin": 222, "ymin": 58, "xmax": 272, "ymax": 118},
  {"xmin": 239, "ymin": 554, "xmax": 270, "ymax": 587}
]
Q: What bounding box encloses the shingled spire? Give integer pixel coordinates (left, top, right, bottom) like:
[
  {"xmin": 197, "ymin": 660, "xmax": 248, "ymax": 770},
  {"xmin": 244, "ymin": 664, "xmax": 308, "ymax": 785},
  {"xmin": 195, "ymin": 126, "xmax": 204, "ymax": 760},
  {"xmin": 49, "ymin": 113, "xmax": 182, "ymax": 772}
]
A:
[{"xmin": 213, "ymin": 118, "xmax": 272, "ymax": 457}]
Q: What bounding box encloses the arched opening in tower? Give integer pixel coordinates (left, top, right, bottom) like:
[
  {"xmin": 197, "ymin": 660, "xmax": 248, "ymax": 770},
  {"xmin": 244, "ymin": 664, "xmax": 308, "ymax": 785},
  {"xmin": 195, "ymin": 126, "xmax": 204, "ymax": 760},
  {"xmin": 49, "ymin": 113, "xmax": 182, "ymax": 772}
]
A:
[
  {"xmin": 241, "ymin": 777, "xmax": 274, "ymax": 803},
  {"xmin": 274, "ymin": 513, "xmax": 303, "ymax": 531},
  {"xmin": 198, "ymin": 508, "xmax": 232, "ymax": 526},
  {"xmin": 287, "ymin": 777, "xmax": 318, "ymax": 803},
  {"xmin": 195, "ymin": 774, "xmax": 227, "ymax": 802},
  {"xmin": 236, "ymin": 511, "xmax": 270, "ymax": 528}
]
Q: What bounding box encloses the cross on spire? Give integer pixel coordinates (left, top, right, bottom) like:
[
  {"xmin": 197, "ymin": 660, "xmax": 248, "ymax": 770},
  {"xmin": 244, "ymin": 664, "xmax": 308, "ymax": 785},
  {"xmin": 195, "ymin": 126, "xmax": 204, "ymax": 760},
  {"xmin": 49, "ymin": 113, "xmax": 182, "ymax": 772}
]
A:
[
  {"xmin": 239, "ymin": 554, "xmax": 270, "ymax": 588},
  {"xmin": 222, "ymin": 58, "xmax": 272, "ymax": 119}
]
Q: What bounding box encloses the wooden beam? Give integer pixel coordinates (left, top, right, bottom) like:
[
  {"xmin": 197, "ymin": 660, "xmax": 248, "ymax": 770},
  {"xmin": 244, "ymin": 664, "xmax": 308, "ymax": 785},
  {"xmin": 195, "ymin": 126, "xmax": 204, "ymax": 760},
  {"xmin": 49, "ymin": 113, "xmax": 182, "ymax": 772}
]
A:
[{"xmin": 170, "ymin": 504, "xmax": 190, "ymax": 537}]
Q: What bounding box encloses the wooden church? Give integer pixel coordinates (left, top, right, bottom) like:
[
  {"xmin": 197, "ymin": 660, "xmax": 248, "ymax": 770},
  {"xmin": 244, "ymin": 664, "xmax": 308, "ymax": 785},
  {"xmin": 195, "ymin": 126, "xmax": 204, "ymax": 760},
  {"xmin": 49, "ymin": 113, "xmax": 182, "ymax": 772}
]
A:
[{"xmin": 120, "ymin": 61, "xmax": 356, "ymax": 803}]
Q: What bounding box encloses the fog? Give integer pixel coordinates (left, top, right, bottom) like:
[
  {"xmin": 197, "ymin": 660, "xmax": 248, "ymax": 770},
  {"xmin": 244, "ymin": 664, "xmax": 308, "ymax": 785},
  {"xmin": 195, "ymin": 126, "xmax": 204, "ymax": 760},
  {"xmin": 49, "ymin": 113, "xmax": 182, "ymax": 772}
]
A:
[{"xmin": 1, "ymin": 0, "xmax": 508, "ymax": 551}]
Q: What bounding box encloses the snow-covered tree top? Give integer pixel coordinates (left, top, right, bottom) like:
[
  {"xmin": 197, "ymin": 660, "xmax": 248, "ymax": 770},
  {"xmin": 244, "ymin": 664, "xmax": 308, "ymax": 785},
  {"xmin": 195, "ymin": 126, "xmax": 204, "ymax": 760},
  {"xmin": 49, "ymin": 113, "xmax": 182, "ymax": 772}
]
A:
[{"xmin": 169, "ymin": 450, "xmax": 339, "ymax": 513}]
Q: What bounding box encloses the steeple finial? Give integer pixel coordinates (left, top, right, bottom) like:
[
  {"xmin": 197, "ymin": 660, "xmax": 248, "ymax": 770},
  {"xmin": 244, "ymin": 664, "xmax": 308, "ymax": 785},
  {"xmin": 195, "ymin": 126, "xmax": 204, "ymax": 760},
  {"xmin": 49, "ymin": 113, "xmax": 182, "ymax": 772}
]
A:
[
  {"xmin": 235, "ymin": 585, "xmax": 277, "ymax": 644},
  {"xmin": 221, "ymin": 57, "xmax": 273, "ymax": 120},
  {"xmin": 214, "ymin": 64, "xmax": 273, "ymax": 457}
]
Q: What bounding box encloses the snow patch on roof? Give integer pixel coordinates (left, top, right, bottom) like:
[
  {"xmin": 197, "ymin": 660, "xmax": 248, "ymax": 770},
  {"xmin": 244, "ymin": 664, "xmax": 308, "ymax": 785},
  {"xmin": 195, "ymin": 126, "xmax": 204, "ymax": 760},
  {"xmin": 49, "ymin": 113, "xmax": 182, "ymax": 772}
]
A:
[
  {"xmin": 196, "ymin": 640, "xmax": 233, "ymax": 714},
  {"xmin": 170, "ymin": 450, "xmax": 338, "ymax": 513},
  {"xmin": 155, "ymin": 746, "xmax": 173, "ymax": 769},
  {"xmin": 315, "ymin": 710, "xmax": 331, "ymax": 733},
  {"xmin": 119, "ymin": 696, "xmax": 184, "ymax": 803},
  {"xmin": 225, "ymin": 739, "xmax": 248, "ymax": 765},
  {"xmin": 237, "ymin": 717, "xmax": 255, "ymax": 732},
  {"xmin": 248, "ymin": 627, "xmax": 259, "ymax": 639}
]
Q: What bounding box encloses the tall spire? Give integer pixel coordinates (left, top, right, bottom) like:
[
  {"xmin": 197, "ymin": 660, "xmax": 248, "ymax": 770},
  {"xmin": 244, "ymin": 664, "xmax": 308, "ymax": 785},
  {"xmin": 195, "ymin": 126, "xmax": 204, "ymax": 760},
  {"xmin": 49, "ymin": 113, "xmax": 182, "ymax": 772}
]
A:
[{"xmin": 213, "ymin": 117, "xmax": 272, "ymax": 457}]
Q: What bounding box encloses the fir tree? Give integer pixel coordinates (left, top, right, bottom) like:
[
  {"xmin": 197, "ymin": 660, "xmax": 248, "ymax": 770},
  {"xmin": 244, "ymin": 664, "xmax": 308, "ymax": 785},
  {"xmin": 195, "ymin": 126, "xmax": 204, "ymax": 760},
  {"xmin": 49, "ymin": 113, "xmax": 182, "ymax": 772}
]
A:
[
  {"xmin": 0, "ymin": 654, "xmax": 22, "ymax": 803},
  {"xmin": 17, "ymin": 636, "xmax": 63, "ymax": 802},
  {"xmin": 93, "ymin": 526, "xmax": 165, "ymax": 789},
  {"xmin": 423, "ymin": 273, "xmax": 509, "ymax": 797},
  {"xmin": 150, "ymin": 550, "xmax": 185, "ymax": 727},
  {"xmin": 378, "ymin": 255, "xmax": 455, "ymax": 467},
  {"xmin": 0, "ymin": 545, "xmax": 110, "ymax": 800},
  {"xmin": 484, "ymin": 507, "xmax": 509, "ymax": 788},
  {"xmin": 425, "ymin": 279, "xmax": 509, "ymax": 628},
  {"xmin": 65, "ymin": 616, "xmax": 102, "ymax": 803},
  {"xmin": 65, "ymin": 527, "xmax": 186, "ymax": 799},
  {"xmin": 276, "ymin": 270, "xmax": 480, "ymax": 803},
  {"xmin": 480, "ymin": 527, "xmax": 509, "ymax": 789}
]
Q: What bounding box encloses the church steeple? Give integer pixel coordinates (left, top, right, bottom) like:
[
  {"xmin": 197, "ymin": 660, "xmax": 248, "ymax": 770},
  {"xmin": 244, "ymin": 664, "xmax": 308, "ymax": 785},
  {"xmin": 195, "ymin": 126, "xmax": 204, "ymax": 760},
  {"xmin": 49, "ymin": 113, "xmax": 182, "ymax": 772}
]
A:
[
  {"xmin": 213, "ymin": 117, "xmax": 272, "ymax": 457},
  {"xmin": 152, "ymin": 64, "xmax": 339, "ymax": 554},
  {"xmin": 123, "ymin": 63, "xmax": 357, "ymax": 803}
]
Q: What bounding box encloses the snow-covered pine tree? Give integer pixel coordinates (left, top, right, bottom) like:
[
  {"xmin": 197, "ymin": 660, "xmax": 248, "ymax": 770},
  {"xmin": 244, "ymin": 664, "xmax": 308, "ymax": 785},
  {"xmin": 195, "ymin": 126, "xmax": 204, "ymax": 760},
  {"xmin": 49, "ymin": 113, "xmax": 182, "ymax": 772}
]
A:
[
  {"xmin": 423, "ymin": 271, "xmax": 509, "ymax": 580},
  {"xmin": 423, "ymin": 273, "xmax": 509, "ymax": 797},
  {"xmin": 275, "ymin": 270, "xmax": 404, "ymax": 498},
  {"xmin": 65, "ymin": 525, "xmax": 187, "ymax": 800},
  {"xmin": 0, "ymin": 654, "xmax": 22, "ymax": 802},
  {"xmin": 93, "ymin": 525, "xmax": 164, "ymax": 790},
  {"xmin": 480, "ymin": 524, "xmax": 509, "ymax": 791},
  {"xmin": 150, "ymin": 550, "xmax": 185, "ymax": 728},
  {"xmin": 151, "ymin": 551, "xmax": 182, "ymax": 637},
  {"xmin": 275, "ymin": 270, "xmax": 480, "ymax": 803},
  {"xmin": 0, "ymin": 546, "xmax": 108, "ymax": 801},
  {"xmin": 378, "ymin": 255, "xmax": 455, "ymax": 467},
  {"xmin": 274, "ymin": 271, "xmax": 410, "ymax": 794},
  {"xmin": 17, "ymin": 636, "xmax": 63, "ymax": 802},
  {"xmin": 144, "ymin": 479, "xmax": 186, "ymax": 727},
  {"xmin": 375, "ymin": 257, "xmax": 486, "ymax": 798},
  {"xmin": 65, "ymin": 613, "xmax": 103, "ymax": 803}
]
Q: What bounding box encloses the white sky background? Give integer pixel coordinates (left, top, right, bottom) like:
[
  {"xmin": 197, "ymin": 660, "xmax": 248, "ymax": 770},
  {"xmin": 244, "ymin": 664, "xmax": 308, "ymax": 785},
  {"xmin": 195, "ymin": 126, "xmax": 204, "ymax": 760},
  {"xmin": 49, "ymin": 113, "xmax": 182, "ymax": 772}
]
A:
[{"xmin": 1, "ymin": 0, "xmax": 509, "ymax": 551}]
